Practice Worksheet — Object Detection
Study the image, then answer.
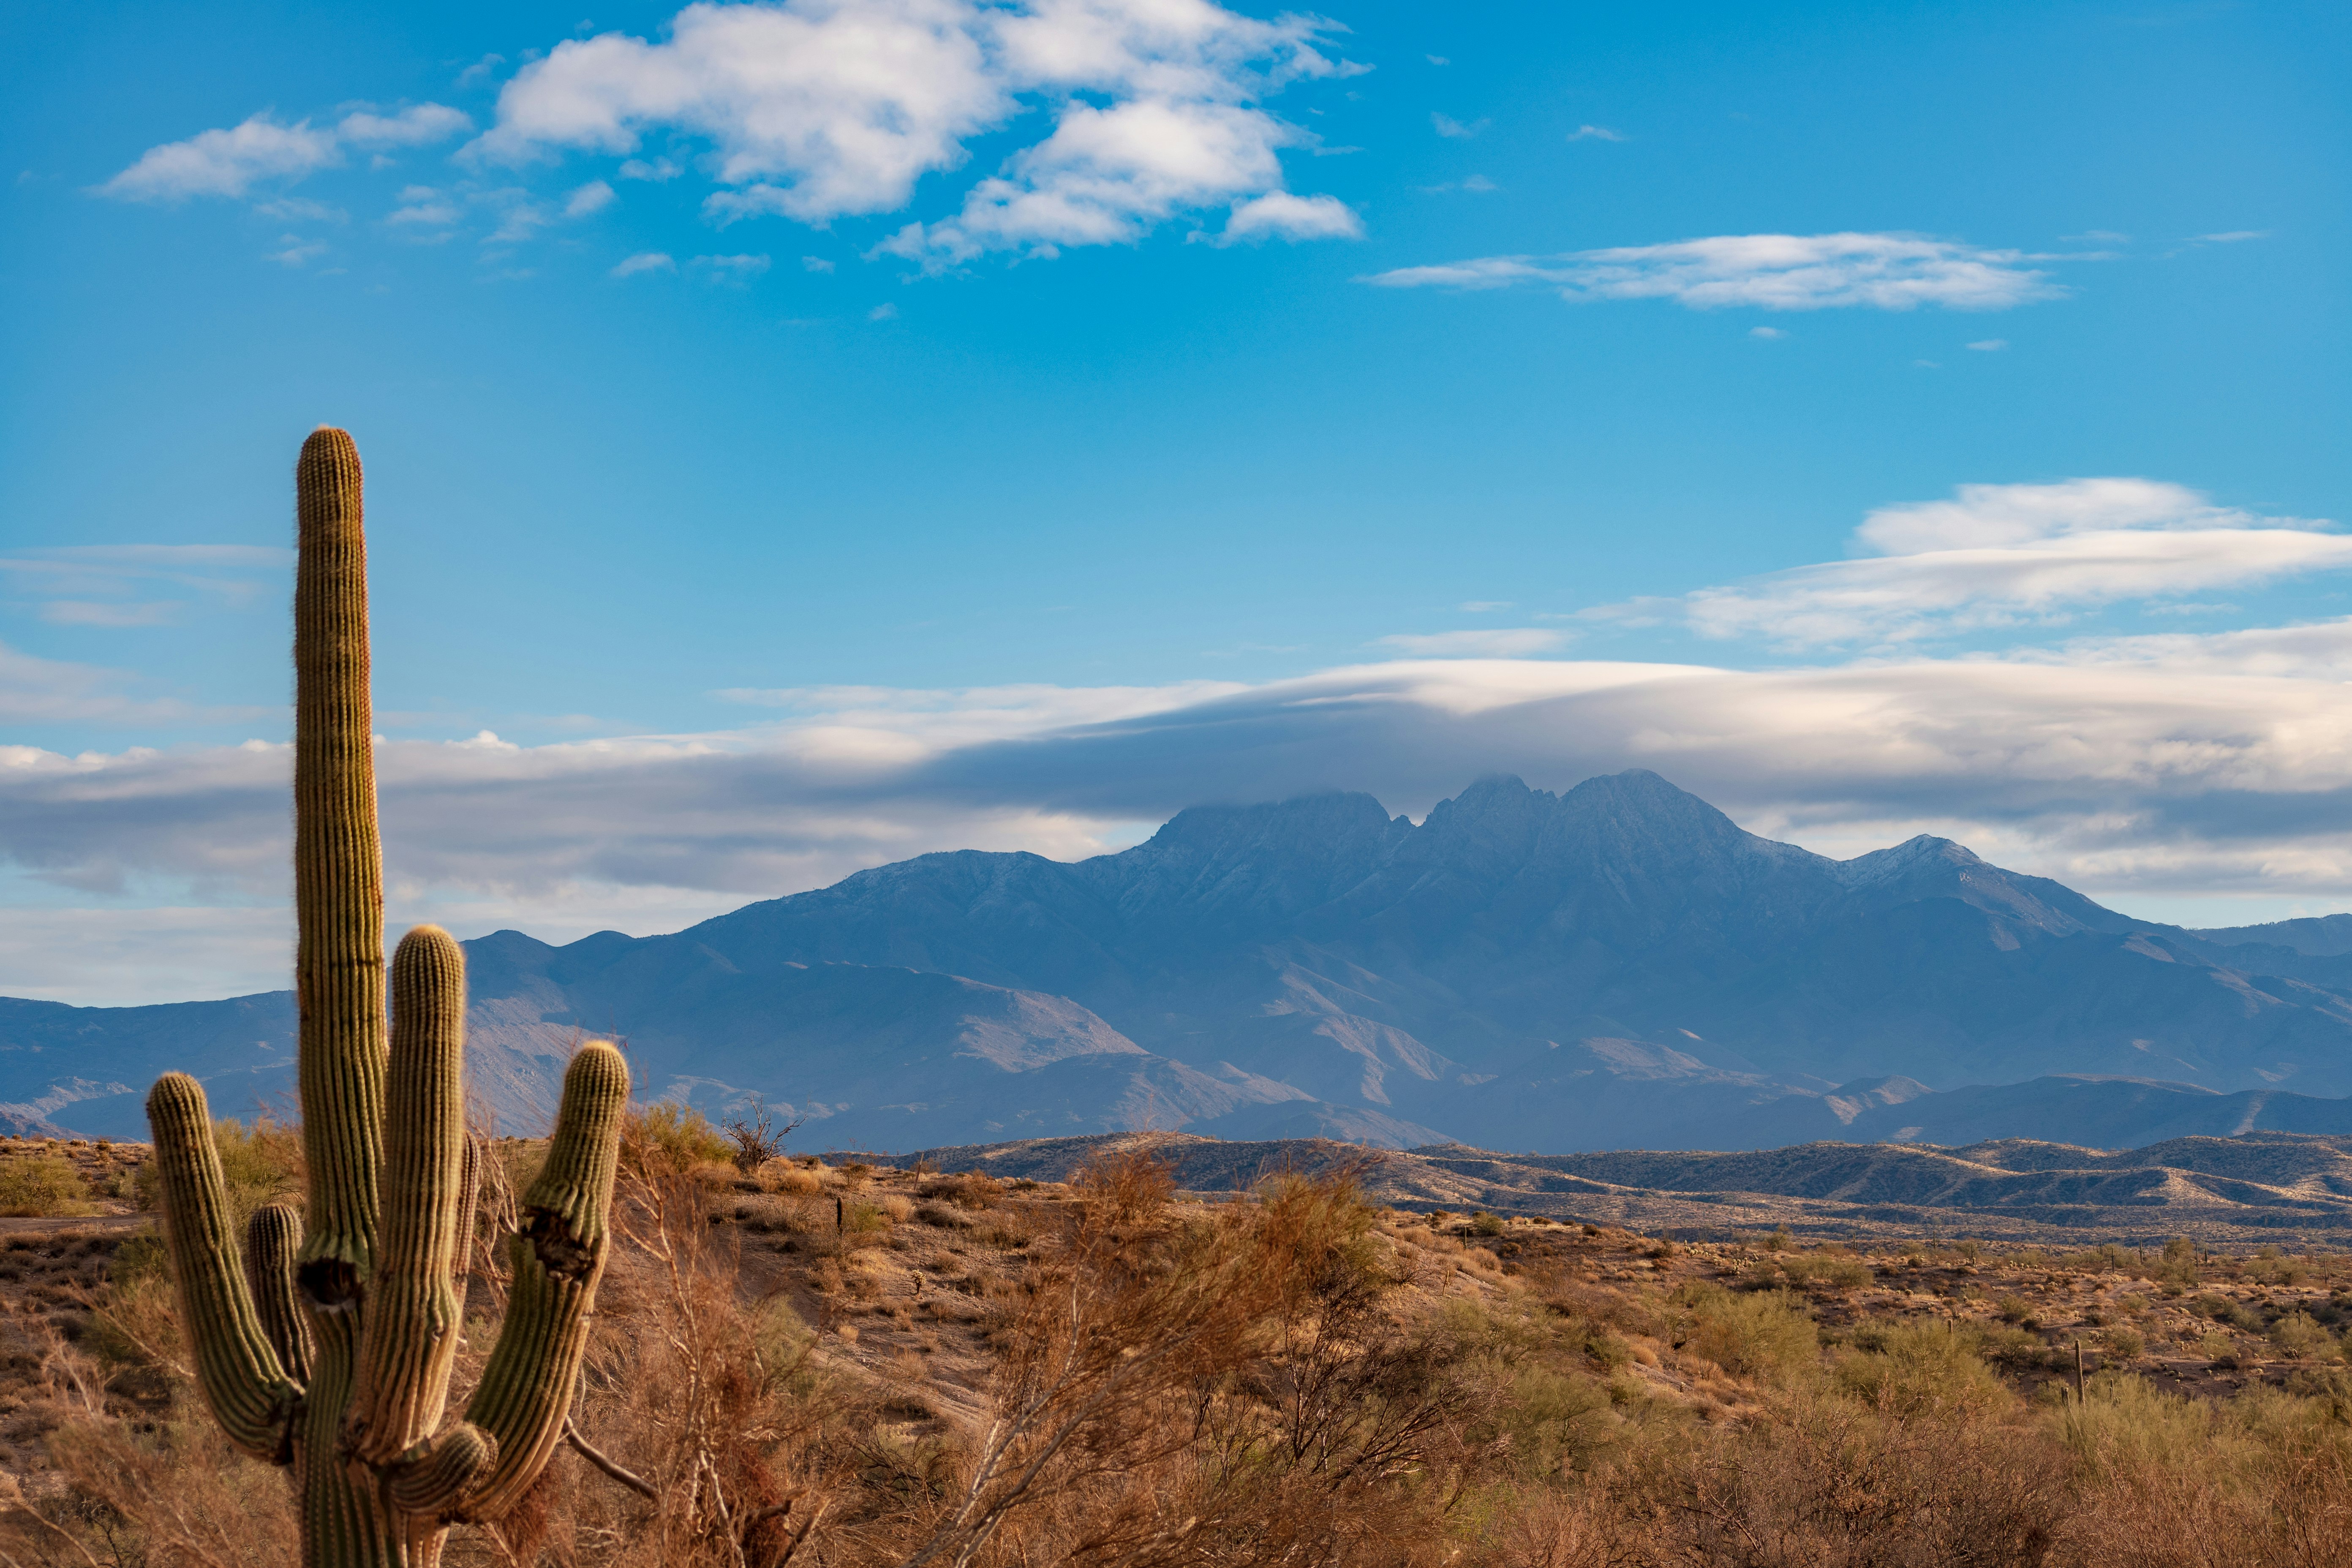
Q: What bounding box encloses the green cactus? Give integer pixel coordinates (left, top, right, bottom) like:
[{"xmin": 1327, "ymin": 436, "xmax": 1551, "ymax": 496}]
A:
[{"xmin": 146, "ymin": 427, "xmax": 632, "ymax": 1565}]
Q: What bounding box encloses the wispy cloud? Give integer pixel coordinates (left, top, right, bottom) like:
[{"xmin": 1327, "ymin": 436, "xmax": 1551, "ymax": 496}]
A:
[
  {"xmin": 1593, "ymin": 479, "xmax": 2352, "ymax": 648},
  {"xmin": 611, "ymin": 251, "xmax": 675, "ymax": 277},
  {"xmin": 337, "ymin": 104, "xmax": 474, "ymax": 148},
  {"xmin": 1430, "ymin": 112, "xmax": 1488, "ymax": 139},
  {"xmin": 1376, "ymin": 628, "xmax": 1567, "ymax": 656},
  {"xmin": 1966, "ymin": 338, "xmax": 2008, "ymax": 351},
  {"xmin": 2190, "ymin": 230, "xmax": 2268, "ymax": 243},
  {"xmin": 99, "ymin": 114, "xmax": 342, "ymax": 201},
  {"xmin": 693, "ymin": 253, "xmax": 772, "ymax": 282},
  {"xmin": 0, "ymin": 543, "xmax": 291, "ymax": 629},
  {"xmin": 1365, "ymin": 232, "xmax": 2068, "ymax": 312},
  {"xmin": 564, "ymin": 179, "xmax": 615, "ymax": 216},
  {"xmin": 1567, "ymin": 124, "xmax": 1625, "ymax": 142},
  {"xmin": 387, "ymin": 185, "xmax": 460, "ymax": 226},
  {"xmin": 1211, "ymin": 191, "xmax": 1363, "ymax": 245},
  {"xmin": 99, "ymin": 104, "xmax": 471, "ymax": 201}
]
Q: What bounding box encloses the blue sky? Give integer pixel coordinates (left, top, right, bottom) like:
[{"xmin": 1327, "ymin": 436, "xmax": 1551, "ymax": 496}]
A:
[{"xmin": 3, "ymin": 0, "xmax": 2348, "ymax": 1002}]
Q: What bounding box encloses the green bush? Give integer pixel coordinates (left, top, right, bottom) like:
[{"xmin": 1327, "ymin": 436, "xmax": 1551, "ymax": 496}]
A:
[
  {"xmin": 1780, "ymin": 1253, "xmax": 1871, "ymax": 1289},
  {"xmin": 2103, "ymin": 1327, "xmax": 2146, "ymax": 1360},
  {"xmin": 1471, "ymin": 1211, "xmax": 1505, "ymax": 1237},
  {"xmin": 1682, "ymin": 1285, "xmax": 1817, "ymax": 1383},
  {"xmin": 1834, "ymin": 1320, "xmax": 2008, "ymax": 1416},
  {"xmin": 2269, "ymin": 1311, "xmax": 2336, "ymax": 1361},
  {"xmin": 131, "ymin": 1115, "xmax": 304, "ymax": 1225},
  {"xmin": 0, "ymin": 1152, "xmax": 98, "ymax": 1217},
  {"xmin": 628, "ymin": 1101, "xmax": 733, "ymax": 1175}
]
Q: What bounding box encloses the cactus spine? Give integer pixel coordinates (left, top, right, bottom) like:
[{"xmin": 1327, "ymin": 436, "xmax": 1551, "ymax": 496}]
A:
[{"xmin": 147, "ymin": 428, "xmax": 632, "ymax": 1566}]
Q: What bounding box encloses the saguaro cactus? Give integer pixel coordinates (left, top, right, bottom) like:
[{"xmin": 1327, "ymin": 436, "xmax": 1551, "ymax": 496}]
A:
[{"xmin": 147, "ymin": 427, "xmax": 631, "ymax": 1566}]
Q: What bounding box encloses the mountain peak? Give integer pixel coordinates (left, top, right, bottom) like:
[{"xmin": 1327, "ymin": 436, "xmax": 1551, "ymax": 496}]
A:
[{"xmin": 1841, "ymin": 835, "xmax": 1984, "ymax": 884}]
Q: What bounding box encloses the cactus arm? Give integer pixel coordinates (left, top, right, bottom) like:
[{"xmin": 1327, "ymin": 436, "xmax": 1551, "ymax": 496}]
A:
[
  {"xmin": 246, "ymin": 1200, "xmax": 314, "ymax": 1385},
  {"xmin": 348, "ymin": 926, "xmax": 471, "ymax": 1467},
  {"xmin": 387, "ymin": 1422, "xmax": 498, "ymax": 1517},
  {"xmin": 292, "ymin": 425, "xmax": 386, "ymax": 1305},
  {"xmin": 453, "ymin": 1042, "xmax": 629, "ymax": 1520},
  {"xmin": 454, "ymin": 1135, "xmax": 481, "ymax": 1285},
  {"xmin": 147, "ymin": 1073, "xmax": 304, "ymax": 1462}
]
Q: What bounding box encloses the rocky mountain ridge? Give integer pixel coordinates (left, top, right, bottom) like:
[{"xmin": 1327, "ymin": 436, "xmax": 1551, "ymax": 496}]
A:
[{"xmin": 8, "ymin": 770, "xmax": 2351, "ymax": 1152}]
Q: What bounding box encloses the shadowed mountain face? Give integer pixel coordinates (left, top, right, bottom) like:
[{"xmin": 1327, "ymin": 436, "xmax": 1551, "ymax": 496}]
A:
[{"xmin": 9, "ymin": 770, "xmax": 2352, "ymax": 1152}]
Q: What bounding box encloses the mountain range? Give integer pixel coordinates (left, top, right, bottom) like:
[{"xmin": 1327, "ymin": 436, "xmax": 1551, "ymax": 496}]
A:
[{"xmin": 8, "ymin": 770, "xmax": 2352, "ymax": 1154}]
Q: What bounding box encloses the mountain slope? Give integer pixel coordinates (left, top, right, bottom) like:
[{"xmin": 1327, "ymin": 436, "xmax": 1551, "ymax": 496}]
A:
[{"xmin": 11, "ymin": 770, "xmax": 2352, "ymax": 1153}]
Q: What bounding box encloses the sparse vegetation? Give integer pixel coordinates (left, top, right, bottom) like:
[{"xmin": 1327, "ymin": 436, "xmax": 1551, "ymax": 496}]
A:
[{"xmin": 10, "ymin": 1135, "xmax": 2352, "ymax": 1565}]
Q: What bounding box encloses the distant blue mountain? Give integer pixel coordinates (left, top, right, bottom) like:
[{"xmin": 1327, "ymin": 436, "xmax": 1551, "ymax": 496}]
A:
[{"xmin": 10, "ymin": 770, "xmax": 2352, "ymax": 1153}]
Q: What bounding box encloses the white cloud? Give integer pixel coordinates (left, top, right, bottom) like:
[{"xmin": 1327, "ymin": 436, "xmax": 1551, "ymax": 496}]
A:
[
  {"xmin": 2191, "ymin": 230, "xmax": 2268, "ymax": 243},
  {"xmin": 337, "ymin": 104, "xmax": 474, "ymax": 148},
  {"xmin": 253, "ymin": 196, "xmax": 347, "ymax": 223},
  {"xmin": 268, "ymin": 237, "xmax": 330, "ymax": 267},
  {"xmin": 1213, "ymin": 190, "xmax": 1362, "ymax": 245},
  {"xmin": 612, "ymin": 250, "xmax": 676, "ymax": 275},
  {"xmin": 1430, "ymin": 112, "xmax": 1487, "ymax": 139},
  {"xmin": 1375, "ymin": 628, "xmax": 1567, "ymax": 657},
  {"xmin": 868, "ymin": 301, "xmax": 899, "ymax": 320},
  {"xmin": 0, "ymin": 543, "xmax": 289, "ymax": 629},
  {"xmin": 618, "ymin": 156, "xmax": 682, "ymax": 181},
  {"xmin": 387, "ymin": 186, "xmax": 460, "ymax": 226},
  {"xmin": 100, "ymin": 114, "xmax": 342, "ymax": 201},
  {"xmin": 1967, "ymin": 338, "xmax": 2008, "ymax": 351},
  {"xmin": 1750, "ymin": 325, "xmax": 1786, "ymax": 340},
  {"xmin": 1366, "ymin": 232, "xmax": 2066, "ymax": 312},
  {"xmin": 1459, "ymin": 601, "xmax": 1511, "ymax": 612},
  {"xmin": 471, "ymin": 0, "xmax": 1356, "ymax": 265},
  {"xmin": 100, "ymin": 105, "xmax": 471, "ymax": 201},
  {"xmin": 1644, "ymin": 479, "xmax": 2352, "ymax": 648},
  {"xmin": 693, "ymin": 252, "xmax": 771, "ymax": 279},
  {"xmin": 1568, "ymin": 124, "xmax": 1624, "ymax": 142},
  {"xmin": 24, "ymin": 619, "xmax": 2352, "ymax": 998},
  {"xmin": 564, "ymin": 178, "xmax": 616, "ymax": 215}
]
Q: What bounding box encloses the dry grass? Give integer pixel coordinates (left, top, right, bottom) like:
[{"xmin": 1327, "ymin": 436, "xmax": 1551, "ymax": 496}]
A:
[{"xmin": 11, "ymin": 1129, "xmax": 2352, "ymax": 1566}]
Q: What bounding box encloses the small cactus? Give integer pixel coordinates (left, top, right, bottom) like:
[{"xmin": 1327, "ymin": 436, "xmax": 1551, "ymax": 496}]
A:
[{"xmin": 147, "ymin": 428, "xmax": 631, "ymax": 1565}]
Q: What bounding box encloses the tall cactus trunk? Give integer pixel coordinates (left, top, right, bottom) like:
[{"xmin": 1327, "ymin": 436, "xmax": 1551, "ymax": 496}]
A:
[{"xmin": 146, "ymin": 428, "xmax": 632, "ymax": 1566}]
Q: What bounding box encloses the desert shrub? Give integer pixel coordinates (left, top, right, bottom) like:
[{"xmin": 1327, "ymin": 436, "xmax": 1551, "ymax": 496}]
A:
[
  {"xmin": 758, "ymin": 1158, "xmax": 822, "ymax": 1194},
  {"xmin": 1762, "ymin": 1225, "xmax": 1794, "ymax": 1253},
  {"xmin": 131, "ymin": 1116, "xmax": 305, "ymax": 1224},
  {"xmin": 1680, "ymin": 1285, "xmax": 1817, "ymax": 1383},
  {"xmin": 625, "ymin": 1101, "xmax": 732, "ymax": 1176},
  {"xmin": 719, "ymin": 1094, "xmax": 803, "ymax": 1174},
  {"xmin": 2104, "ymin": 1326, "xmax": 2147, "ymax": 1360},
  {"xmin": 1996, "ymin": 1294, "xmax": 2034, "ymax": 1325},
  {"xmin": 1835, "ymin": 1319, "xmax": 2010, "ymax": 1416},
  {"xmin": 1779, "ymin": 1253, "xmax": 1871, "ymax": 1289},
  {"xmin": 1472, "ymin": 1211, "xmax": 1506, "ymax": 1237},
  {"xmin": 1592, "ymin": 1392, "xmax": 2067, "ymax": 1568},
  {"xmin": 2270, "ymin": 1311, "xmax": 2336, "ymax": 1361},
  {"xmin": 0, "ymin": 1152, "xmax": 98, "ymax": 1217},
  {"xmin": 2052, "ymin": 1379, "xmax": 2352, "ymax": 1566}
]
